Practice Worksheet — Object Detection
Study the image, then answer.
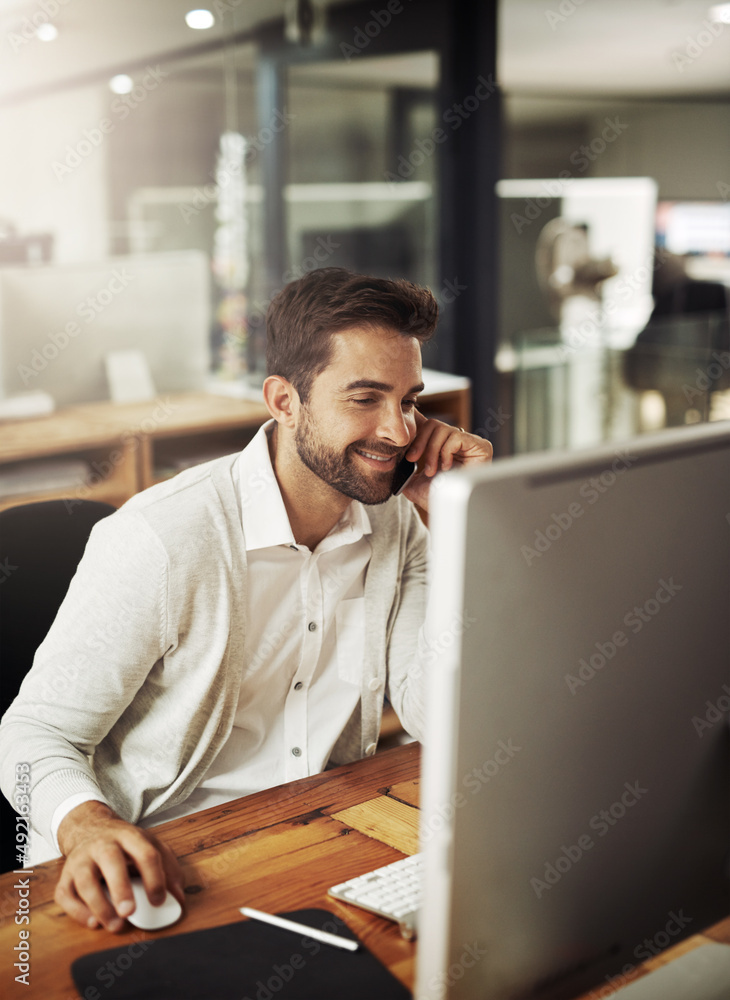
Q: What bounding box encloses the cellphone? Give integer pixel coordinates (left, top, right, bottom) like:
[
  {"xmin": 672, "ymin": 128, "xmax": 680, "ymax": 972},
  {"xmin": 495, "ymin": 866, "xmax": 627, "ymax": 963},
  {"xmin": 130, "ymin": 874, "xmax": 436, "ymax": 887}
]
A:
[{"xmin": 392, "ymin": 456, "xmax": 417, "ymax": 496}]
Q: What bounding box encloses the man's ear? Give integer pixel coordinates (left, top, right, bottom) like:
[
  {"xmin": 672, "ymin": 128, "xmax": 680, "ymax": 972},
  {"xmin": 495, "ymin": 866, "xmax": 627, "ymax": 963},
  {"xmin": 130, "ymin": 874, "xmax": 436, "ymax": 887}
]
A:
[{"xmin": 263, "ymin": 375, "xmax": 300, "ymax": 429}]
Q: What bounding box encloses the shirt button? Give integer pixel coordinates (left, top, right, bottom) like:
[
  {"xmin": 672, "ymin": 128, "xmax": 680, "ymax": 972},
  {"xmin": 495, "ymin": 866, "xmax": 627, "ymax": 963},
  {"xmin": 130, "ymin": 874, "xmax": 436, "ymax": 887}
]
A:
[
  {"xmin": 365, "ymin": 742, "xmax": 378, "ymax": 756},
  {"xmin": 294, "ymin": 681, "xmax": 303, "ymax": 691},
  {"xmin": 307, "ymin": 621, "xmax": 317, "ymax": 632},
  {"xmin": 291, "ymin": 746, "xmax": 302, "ymax": 757},
  {"xmin": 368, "ymin": 678, "xmax": 381, "ymax": 692}
]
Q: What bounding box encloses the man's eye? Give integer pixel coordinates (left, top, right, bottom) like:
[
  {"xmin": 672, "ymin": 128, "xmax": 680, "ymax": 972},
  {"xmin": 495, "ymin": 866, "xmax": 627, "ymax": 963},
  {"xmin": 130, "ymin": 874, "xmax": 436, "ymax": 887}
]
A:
[
  {"xmin": 402, "ymin": 399, "xmax": 419, "ymax": 410},
  {"xmin": 353, "ymin": 397, "xmax": 375, "ymax": 405}
]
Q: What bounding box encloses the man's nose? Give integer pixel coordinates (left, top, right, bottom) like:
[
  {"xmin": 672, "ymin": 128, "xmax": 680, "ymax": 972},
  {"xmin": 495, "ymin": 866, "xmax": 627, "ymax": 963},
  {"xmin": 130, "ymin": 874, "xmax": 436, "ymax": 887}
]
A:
[{"xmin": 376, "ymin": 404, "xmax": 412, "ymax": 447}]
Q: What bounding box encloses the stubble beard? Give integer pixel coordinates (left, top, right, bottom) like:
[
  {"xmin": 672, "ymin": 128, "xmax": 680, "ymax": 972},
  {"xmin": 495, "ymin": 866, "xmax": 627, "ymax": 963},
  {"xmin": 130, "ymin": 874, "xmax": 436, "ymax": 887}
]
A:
[{"xmin": 294, "ymin": 406, "xmax": 399, "ymax": 506}]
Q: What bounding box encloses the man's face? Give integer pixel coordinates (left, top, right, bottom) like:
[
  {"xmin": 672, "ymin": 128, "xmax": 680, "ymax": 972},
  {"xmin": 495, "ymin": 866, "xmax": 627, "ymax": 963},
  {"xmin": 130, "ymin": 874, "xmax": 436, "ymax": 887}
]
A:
[{"xmin": 294, "ymin": 326, "xmax": 424, "ymax": 505}]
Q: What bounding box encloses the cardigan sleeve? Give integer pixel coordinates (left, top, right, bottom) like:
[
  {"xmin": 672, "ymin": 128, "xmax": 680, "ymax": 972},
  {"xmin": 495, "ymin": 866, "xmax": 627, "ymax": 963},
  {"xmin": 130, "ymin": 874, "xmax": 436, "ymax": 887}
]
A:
[
  {"xmin": 0, "ymin": 509, "xmax": 171, "ymax": 845},
  {"xmin": 384, "ymin": 504, "xmax": 431, "ymax": 743}
]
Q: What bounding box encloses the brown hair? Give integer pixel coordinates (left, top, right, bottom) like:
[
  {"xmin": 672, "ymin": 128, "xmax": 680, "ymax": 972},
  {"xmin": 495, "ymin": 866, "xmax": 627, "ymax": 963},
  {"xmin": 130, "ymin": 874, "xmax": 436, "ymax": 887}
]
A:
[{"xmin": 265, "ymin": 267, "xmax": 438, "ymax": 401}]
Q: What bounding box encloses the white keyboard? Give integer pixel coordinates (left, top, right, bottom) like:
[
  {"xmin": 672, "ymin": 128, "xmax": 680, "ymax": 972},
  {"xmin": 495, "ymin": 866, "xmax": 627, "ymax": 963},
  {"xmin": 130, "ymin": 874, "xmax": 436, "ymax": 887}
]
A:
[{"xmin": 328, "ymin": 852, "xmax": 423, "ymax": 940}]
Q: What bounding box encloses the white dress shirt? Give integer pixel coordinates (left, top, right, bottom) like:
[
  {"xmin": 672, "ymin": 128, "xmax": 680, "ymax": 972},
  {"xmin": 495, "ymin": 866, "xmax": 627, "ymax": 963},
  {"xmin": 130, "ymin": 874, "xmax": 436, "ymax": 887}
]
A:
[{"xmin": 143, "ymin": 421, "xmax": 372, "ymax": 823}]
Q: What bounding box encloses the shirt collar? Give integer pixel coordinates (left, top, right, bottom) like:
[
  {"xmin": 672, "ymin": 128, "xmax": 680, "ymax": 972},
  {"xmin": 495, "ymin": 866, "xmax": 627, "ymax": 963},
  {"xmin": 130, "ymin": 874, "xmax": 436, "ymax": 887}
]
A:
[
  {"xmin": 318, "ymin": 494, "xmax": 372, "ymax": 554},
  {"xmin": 237, "ymin": 421, "xmax": 372, "ymax": 552}
]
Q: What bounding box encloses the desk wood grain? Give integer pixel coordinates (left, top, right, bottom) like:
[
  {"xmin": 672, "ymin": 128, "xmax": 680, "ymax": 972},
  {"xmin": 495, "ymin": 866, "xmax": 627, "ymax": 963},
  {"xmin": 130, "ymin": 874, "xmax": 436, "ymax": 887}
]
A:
[
  {"xmin": 0, "ymin": 744, "xmax": 420, "ymax": 999},
  {"xmin": 1, "ymin": 741, "xmax": 728, "ymax": 999}
]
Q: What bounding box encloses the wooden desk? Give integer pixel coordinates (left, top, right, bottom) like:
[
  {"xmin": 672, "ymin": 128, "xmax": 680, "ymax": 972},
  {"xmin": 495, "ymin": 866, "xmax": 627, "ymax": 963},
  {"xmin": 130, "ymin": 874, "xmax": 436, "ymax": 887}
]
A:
[
  {"xmin": 0, "ymin": 744, "xmax": 420, "ymax": 999},
  {"xmin": 1, "ymin": 742, "xmax": 727, "ymax": 999}
]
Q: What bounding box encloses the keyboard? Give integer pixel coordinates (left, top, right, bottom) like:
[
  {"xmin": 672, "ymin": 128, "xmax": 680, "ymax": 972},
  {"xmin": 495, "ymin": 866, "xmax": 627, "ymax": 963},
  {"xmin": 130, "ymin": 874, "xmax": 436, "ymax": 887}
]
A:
[{"xmin": 328, "ymin": 852, "xmax": 423, "ymax": 940}]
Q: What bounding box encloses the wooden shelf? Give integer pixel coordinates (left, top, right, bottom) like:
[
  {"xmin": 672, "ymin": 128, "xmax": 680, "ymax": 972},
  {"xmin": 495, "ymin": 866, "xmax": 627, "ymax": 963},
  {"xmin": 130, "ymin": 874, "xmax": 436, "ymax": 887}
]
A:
[{"xmin": 0, "ymin": 393, "xmax": 269, "ymax": 511}]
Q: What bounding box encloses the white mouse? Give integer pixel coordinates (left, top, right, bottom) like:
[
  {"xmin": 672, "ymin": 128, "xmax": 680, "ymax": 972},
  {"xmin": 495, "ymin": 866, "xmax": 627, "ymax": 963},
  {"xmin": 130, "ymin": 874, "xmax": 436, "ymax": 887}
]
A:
[{"xmin": 108, "ymin": 877, "xmax": 183, "ymax": 931}]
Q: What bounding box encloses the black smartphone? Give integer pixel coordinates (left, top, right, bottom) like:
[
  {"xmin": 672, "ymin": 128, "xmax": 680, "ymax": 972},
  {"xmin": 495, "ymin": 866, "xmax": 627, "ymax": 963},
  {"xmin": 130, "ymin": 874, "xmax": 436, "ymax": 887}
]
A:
[{"xmin": 392, "ymin": 456, "xmax": 417, "ymax": 496}]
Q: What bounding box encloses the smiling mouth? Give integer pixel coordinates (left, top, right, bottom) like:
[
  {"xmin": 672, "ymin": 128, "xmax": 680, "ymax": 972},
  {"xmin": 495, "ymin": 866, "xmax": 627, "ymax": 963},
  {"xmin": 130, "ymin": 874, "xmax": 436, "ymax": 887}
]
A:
[{"xmin": 354, "ymin": 448, "xmax": 398, "ymax": 467}]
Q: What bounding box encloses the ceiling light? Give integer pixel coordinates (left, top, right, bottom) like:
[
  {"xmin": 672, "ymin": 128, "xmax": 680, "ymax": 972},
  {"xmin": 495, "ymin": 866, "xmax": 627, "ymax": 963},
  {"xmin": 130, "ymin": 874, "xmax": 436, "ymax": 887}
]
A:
[
  {"xmin": 35, "ymin": 23, "xmax": 58, "ymax": 42},
  {"xmin": 109, "ymin": 74, "xmax": 134, "ymax": 95},
  {"xmin": 709, "ymin": 3, "xmax": 730, "ymax": 21},
  {"xmin": 185, "ymin": 9, "xmax": 215, "ymax": 30}
]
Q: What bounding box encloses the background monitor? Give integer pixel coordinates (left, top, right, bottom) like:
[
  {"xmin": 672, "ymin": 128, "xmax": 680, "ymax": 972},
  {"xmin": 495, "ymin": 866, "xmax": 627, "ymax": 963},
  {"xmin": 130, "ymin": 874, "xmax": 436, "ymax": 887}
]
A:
[
  {"xmin": 418, "ymin": 421, "xmax": 730, "ymax": 1000},
  {"xmin": 0, "ymin": 250, "xmax": 211, "ymax": 407},
  {"xmin": 656, "ymin": 200, "xmax": 730, "ymax": 258}
]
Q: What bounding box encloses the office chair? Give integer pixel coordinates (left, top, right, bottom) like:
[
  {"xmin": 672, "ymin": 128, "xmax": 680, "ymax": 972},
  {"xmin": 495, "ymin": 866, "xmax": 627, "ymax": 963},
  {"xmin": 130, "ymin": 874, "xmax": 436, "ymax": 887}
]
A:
[{"xmin": 0, "ymin": 499, "xmax": 116, "ymax": 873}]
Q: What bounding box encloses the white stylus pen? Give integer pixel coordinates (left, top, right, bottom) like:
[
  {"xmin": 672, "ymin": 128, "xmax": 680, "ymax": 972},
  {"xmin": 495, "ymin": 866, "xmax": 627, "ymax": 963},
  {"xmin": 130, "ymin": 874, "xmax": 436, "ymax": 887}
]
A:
[{"xmin": 239, "ymin": 906, "xmax": 359, "ymax": 952}]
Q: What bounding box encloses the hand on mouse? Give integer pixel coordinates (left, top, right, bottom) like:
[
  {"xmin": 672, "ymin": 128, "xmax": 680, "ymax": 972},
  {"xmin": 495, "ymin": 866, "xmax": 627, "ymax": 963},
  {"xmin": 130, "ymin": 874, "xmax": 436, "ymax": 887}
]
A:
[{"xmin": 55, "ymin": 800, "xmax": 185, "ymax": 933}]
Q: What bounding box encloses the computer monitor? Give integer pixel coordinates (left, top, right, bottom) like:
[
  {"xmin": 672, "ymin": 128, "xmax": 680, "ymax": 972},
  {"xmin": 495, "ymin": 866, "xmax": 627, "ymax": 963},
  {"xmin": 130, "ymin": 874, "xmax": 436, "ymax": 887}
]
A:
[
  {"xmin": 656, "ymin": 200, "xmax": 730, "ymax": 258},
  {"xmin": 0, "ymin": 250, "xmax": 211, "ymax": 407},
  {"xmin": 418, "ymin": 421, "xmax": 730, "ymax": 1000}
]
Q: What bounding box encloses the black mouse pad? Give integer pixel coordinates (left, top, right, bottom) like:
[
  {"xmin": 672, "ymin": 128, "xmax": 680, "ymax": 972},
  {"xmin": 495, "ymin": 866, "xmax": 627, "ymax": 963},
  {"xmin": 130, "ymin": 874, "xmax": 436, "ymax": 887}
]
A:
[{"xmin": 70, "ymin": 908, "xmax": 412, "ymax": 1000}]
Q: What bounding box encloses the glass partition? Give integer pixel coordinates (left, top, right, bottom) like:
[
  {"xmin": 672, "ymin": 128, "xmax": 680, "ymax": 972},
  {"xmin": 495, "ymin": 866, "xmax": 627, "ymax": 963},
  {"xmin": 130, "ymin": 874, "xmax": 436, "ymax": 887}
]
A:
[
  {"xmin": 501, "ymin": 320, "xmax": 730, "ymax": 454},
  {"xmin": 285, "ymin": 52, "xmax": 438, "ymax": 284},
  {"xmin": 0, "ymin": 8, "xmax": 452, "ymax": 407}
]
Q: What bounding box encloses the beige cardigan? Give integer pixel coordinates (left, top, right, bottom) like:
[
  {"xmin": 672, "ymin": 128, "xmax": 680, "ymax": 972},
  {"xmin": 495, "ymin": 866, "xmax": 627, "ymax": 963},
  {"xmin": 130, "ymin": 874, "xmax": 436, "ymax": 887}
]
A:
[{"xmin": 0, "ymin": 452, "xmax": 429, "ymax": 847}]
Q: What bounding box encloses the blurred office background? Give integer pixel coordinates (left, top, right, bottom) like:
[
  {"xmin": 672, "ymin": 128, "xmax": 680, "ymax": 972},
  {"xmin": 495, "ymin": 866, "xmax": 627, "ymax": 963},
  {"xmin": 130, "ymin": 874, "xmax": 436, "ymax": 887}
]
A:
[{"xmin": 0, "ymin": 0, "xmax": 729, "ymax": 463}]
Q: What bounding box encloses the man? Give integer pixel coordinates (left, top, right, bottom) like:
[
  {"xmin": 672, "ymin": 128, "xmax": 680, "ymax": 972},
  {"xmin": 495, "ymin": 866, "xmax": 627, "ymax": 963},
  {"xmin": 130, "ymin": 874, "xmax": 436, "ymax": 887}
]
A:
[{"xmin": 0, "ymin": 267, "xmax": 492, "ymax": 933}]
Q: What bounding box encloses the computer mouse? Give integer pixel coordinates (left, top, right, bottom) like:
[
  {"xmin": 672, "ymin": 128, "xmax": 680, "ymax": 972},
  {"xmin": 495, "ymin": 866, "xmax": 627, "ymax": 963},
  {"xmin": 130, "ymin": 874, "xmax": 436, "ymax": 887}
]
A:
[{"xmin": 113, "ymin": 877, "xmax": 183, "ymax": 931}]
